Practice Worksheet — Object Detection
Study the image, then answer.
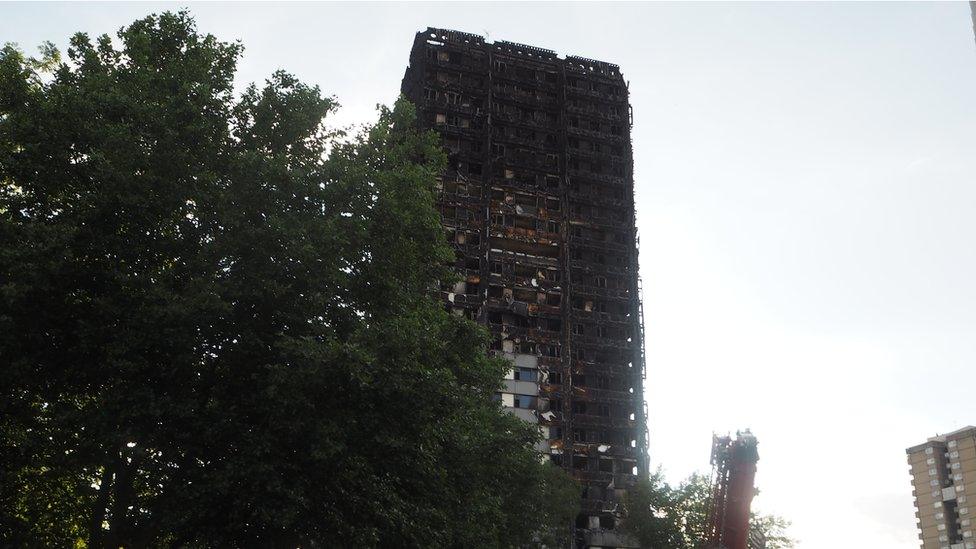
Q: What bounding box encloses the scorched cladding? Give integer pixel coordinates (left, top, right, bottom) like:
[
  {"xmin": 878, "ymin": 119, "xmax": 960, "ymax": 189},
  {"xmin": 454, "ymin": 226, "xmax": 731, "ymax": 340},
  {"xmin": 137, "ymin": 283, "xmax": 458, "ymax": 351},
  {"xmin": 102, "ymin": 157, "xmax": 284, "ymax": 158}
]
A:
[{"xmin": 401, "ymin": 27, "xmax": 648, "ymax": 548}]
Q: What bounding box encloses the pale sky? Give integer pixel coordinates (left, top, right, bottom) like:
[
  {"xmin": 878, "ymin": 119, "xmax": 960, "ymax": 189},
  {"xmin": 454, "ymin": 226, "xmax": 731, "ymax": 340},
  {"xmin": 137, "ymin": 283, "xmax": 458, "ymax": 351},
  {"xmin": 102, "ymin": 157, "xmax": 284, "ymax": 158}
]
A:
[{"xmin": 4, "ymin": 2, "xmax": 976, "ymax": 547}]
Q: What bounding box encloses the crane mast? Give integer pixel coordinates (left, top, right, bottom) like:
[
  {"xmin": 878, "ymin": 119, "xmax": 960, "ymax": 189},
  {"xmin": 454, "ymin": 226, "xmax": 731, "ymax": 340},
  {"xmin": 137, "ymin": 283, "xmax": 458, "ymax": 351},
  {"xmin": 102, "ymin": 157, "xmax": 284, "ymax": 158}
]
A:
[{"xmin": 706, "ymin": 430, "xmax": 760, "ymax": 549}]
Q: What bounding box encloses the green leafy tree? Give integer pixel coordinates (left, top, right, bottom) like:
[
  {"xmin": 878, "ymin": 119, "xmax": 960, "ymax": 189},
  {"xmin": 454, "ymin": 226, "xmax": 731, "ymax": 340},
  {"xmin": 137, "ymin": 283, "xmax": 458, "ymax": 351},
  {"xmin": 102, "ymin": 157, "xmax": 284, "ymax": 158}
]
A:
[
  {"xmin": 620, "ymin": 470, "xmax": 795, "ymax": 549},
  {"xmin": 620, "ymin": 469, "xmax": 687, "ymax": 549},
  {"xmin": 749, "ymin": 513, "xmax": 796, "ymax": 549},
  {"xmin": 0, "ymin": 11, "xmax": 577, "ymax": 548},
  {"xmin": 673, "ymin": 472, "xmax": 713, "ymax": 544}
]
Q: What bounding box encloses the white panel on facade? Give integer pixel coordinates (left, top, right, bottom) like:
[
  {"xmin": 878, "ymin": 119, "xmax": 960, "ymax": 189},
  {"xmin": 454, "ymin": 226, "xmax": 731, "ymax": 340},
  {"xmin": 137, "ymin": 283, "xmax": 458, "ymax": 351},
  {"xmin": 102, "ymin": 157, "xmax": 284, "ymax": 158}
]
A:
[
  {"xmin": 516, "ymin": 380, "xmax": 539, "ymax": 396},
  {"xmin": 507, "ymin": 407, "xmax": 536, "ymax": 423}
]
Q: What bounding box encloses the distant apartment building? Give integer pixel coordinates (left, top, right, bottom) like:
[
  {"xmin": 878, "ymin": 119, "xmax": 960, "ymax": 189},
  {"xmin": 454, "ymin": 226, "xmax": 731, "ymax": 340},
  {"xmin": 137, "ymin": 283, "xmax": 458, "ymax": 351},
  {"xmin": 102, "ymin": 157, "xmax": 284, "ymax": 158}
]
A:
[
  {"xmin": 400, "ymin": 28, "xmax": 648, "ymax": 548},
  {"xmin": 907, "ymin": 426, "xmax": 976, "ymax": 549}
]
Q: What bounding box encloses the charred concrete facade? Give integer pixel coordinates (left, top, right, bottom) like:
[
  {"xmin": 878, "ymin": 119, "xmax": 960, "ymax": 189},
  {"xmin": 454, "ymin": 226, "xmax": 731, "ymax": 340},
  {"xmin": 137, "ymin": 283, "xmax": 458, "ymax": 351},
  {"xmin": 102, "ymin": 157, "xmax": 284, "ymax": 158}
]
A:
[{"xmin": 401, "ymin": 28, "xmax": 648, "ymax": 547}]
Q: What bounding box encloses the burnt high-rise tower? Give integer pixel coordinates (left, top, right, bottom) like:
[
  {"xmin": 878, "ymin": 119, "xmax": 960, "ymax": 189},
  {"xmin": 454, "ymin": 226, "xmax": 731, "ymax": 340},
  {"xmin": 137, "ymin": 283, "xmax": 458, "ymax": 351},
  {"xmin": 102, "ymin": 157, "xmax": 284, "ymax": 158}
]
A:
[{"xmin": 401, "ymin": 28, "xmax": 648, "ymax": 548}]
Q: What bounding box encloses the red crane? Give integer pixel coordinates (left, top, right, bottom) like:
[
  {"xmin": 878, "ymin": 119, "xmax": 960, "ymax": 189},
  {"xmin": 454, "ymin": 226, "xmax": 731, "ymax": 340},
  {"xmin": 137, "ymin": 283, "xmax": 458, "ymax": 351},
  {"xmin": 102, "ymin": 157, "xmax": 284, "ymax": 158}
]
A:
[{"xmin": 706, "ymin": 430, "xmax": 760, "ymax": 549}]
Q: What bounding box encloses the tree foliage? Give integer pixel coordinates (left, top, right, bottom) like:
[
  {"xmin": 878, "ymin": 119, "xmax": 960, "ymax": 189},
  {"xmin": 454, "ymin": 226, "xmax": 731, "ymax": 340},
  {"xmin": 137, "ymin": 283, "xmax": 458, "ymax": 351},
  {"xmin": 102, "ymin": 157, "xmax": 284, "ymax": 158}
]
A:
[
  {"xmin": 748, "ymin": 513, "xmax": 796, "ymax": 549},
  {"xmin": 621, "ymin": 470, "xmax": 795, "ymax": 549},
  {"xmin": 0, "ymin": 11, "xmax": 578, "ymax": 548},
  {"xmin": 619, "ymin": 469, "xmax": 687, "ymax": 549}
]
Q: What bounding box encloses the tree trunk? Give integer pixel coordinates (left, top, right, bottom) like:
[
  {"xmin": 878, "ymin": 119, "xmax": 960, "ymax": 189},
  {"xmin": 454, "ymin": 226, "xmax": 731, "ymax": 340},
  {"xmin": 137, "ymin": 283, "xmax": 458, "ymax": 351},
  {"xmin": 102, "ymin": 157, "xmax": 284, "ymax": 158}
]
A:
[{"xmin": 88, "ymin": 459, "xmax": 115, "ymax": 548}]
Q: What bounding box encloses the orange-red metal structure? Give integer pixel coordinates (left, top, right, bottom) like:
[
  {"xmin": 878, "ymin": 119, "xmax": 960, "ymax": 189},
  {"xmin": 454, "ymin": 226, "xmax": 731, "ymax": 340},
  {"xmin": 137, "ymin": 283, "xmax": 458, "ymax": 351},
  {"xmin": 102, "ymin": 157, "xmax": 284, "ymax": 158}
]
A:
[{"xmin": 706, "ymin": 430, "xmax": 759, "ymax": 549}]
